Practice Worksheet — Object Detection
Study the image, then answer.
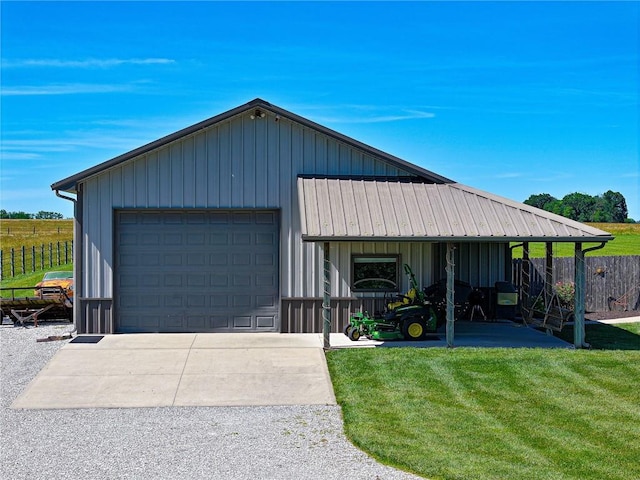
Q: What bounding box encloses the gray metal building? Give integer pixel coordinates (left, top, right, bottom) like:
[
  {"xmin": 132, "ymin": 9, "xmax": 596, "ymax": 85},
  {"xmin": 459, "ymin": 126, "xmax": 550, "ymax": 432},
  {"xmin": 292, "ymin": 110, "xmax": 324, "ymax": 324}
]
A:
[{"xmin": 52, "ymin": 98, "xmax": 612, "ymax": 342}]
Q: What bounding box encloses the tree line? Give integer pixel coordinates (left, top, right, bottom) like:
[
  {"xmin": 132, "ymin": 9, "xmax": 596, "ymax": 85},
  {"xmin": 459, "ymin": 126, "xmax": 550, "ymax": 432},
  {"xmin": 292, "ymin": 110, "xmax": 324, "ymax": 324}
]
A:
[
  {"xmin": 524, "ymin": 190, "xmax": 633, "ymax": 223},
  {"xmin": 0, "ymin": 210, "xmax": 65, "ymax": 220}
]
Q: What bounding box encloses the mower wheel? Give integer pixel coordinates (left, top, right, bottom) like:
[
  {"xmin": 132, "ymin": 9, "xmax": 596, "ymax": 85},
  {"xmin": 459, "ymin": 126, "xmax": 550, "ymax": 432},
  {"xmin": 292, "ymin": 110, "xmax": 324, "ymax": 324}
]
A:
[
  {"xmin": 348, "ymin": 326, "xmax": 361, "ymax": 341},
  {"xmin": 343, "ymin": 323, "xmax": 352, "ymax": 336},
  {"xmin": 402, "ymin": 317, "xmax": 426, "ymax": 341}
]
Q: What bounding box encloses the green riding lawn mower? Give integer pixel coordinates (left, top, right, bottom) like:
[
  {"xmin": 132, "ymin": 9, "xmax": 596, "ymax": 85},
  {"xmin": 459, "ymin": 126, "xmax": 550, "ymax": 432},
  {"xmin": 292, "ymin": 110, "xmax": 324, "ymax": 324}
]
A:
[{"xmin": 344, "ymin": 264, "xmax": 443, "ymax": 341}]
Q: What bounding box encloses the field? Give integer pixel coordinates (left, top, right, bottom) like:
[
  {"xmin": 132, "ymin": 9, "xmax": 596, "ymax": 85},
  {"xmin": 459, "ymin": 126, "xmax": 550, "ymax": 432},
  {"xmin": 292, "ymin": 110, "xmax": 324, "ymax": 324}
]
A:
[
  {"xmin": 0, "ymin": 219, "xmax": 73, "ymax": 284},
  {"xmin": 0, "ymin": 219, "xmax": 73, "ymax": 251},
  {"xmin": 511, "ymin": 223, "xmax": 639, "ymax": 257}
]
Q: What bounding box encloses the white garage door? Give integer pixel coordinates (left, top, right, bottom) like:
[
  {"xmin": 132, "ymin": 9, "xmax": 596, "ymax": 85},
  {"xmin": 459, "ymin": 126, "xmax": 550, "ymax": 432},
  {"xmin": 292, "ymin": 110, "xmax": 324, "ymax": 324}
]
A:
[{"xmin": 115, "ymin": 210, "xmax": 279, "ymax": 333}]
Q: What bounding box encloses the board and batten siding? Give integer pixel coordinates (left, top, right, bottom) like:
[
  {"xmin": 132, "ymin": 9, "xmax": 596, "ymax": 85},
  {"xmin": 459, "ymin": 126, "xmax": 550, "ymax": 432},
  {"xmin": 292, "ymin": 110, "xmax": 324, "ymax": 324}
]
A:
[{"xmin": 79, "ymin": 111, "xmax": 408, "ymax": 303}]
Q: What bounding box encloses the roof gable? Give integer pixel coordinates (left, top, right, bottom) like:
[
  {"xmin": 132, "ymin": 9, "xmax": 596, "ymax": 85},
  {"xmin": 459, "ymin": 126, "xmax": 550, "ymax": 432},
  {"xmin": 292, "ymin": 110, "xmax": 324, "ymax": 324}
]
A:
[{"xmin": 51, "ymin": 98, "xmax": 452, "ymax": 192}]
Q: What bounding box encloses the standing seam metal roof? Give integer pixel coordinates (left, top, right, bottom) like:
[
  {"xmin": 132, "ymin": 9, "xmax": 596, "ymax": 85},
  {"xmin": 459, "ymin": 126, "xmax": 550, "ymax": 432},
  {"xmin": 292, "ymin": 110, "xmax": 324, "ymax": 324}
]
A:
[{"xmin": 297, "ymin": 177, "xmax": 613, "ymax": 242}]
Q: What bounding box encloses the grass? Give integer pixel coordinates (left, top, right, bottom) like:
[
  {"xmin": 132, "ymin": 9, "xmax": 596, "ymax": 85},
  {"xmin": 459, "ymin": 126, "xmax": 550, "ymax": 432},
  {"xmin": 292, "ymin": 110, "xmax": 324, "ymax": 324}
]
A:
[
  {"xmin": 0, "ymin": 264, "xmax": 73, "ymax": 296},
  {"xmin": 326, "ymin": 342, "xmax": 640, "ymax": 480},
  {"xmin": 557, "ymin": 321, "xmax": 640, "ymax": 350},
  {"xmin": 511, "ymin": 223, "xmax": 640, "ymax": 258},
  {"xmin": 0, "ymin": 218, "xmax": 73, "ymax": 251},
  {"xmin": 1, "ymin": 219, "xmax": 73, "ymax": 280}
]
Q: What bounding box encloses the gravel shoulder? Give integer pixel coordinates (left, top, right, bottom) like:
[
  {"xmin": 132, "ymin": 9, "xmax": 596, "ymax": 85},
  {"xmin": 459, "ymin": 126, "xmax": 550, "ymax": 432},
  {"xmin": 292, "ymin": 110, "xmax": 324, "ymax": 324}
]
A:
[{"xmin": 0, "ymin": 323, "xmax": 421, "ymax": 480}]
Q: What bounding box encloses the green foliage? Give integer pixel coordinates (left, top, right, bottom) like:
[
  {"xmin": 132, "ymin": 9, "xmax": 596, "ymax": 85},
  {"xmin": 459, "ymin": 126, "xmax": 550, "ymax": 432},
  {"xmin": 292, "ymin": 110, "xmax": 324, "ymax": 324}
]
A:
[
  {"xmin": 523, "ymin": 190, "xmax": 629, "ymax": 223},
  {"xmin": 34, "ymin": 211, "xmax": 64, "ymax": 219},
  {"xmin": 0, "ymin": 209, "xmax": 33, "ymax": 219},
  {"xmin": 0, "ymin": 210, "xmax": 64, "ymax": 219},
  {"xmin": 554, "ymin": 281, "xmax": 575, "ymax": 309},
  {"xmin": 327, "ymin": 345, "xmax": 640, "ymax": 480}
]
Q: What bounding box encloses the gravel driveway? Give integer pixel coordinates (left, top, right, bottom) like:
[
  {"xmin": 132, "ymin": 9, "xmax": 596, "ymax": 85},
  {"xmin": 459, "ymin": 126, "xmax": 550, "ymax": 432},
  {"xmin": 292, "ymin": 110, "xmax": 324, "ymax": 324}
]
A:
[{"xmin": 1, "ymin": 323, "xmax": 422, "ymax": 480}]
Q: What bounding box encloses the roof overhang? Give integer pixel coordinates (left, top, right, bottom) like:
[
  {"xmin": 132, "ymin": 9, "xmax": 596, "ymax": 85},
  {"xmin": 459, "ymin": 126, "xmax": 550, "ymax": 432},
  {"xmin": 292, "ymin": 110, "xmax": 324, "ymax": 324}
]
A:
[{"xmin": 298, "ymin": 177, "xmax": 614, "ymax": 243}]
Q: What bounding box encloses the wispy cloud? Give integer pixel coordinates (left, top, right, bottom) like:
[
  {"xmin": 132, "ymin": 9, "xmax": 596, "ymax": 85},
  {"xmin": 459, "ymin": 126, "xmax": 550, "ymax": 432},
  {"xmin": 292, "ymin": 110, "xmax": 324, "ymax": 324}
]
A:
[
  {"xmin": 494, "ymin": 172, "xmax": 524, "ymax": 179},
  {"xmin": 1, "ymin": 83, "xmax": 136, "ymax": 96},
  {"xmin": 2, "ymin": 58, "xmax": 175, "ymax": 68},
  {"xmin": 295, "ymin": 104, "xmax": 436, "ymax": 124},
  {"xmin": 0, "ymin": 152, "xmax": 42, "ymax": 161}
]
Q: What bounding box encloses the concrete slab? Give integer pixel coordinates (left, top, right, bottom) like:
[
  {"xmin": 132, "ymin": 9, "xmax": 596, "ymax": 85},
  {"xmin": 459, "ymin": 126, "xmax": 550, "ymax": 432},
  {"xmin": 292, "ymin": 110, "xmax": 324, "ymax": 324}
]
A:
[
  {"xmin": 331, "ymin": 320, "xmax": 574, "ymax": 349},
  {"xmin": 191, "ymin": 332, "xmax": 323, "ymax": 349},
  {"xmin": 11, "ymin": 333, "xmax": 336, "ymax": 410}
]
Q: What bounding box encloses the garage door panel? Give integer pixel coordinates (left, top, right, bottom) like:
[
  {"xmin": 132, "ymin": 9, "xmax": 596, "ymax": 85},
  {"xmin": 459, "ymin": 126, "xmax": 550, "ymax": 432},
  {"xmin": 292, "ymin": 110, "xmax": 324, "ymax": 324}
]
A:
[
  {"xmin": 116, "ymin": 210, "xmax": 279, "ymax": 333},
  {"xmin": 233, "ymin": 316, "xmax": 252, "ymax": 328}
]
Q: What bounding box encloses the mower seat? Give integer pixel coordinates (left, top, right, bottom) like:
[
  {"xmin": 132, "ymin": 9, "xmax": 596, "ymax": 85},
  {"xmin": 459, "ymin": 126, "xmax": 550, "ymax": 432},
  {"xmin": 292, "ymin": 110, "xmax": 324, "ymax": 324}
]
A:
[{"xmin": 387, "ymin": 288, "xmax": 417, "ymax": 311}]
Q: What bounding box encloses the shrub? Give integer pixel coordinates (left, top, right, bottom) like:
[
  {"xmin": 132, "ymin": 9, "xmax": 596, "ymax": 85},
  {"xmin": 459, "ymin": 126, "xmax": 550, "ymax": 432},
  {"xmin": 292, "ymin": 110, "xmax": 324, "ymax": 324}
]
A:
[{"xmin": 555, "ymin": 281, "xmax": 575, "ymax": 310}]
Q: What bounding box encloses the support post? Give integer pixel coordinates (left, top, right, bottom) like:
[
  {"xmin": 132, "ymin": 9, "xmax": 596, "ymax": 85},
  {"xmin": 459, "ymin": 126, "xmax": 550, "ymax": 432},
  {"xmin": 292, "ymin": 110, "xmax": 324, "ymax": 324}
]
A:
[
  {"xmin": 545, "ymin": 242, "xmax": 553, "ymax": 304},
  {"xmin": 521, "ymin": 242, "xmax": 530, "ymax": 312},
  {"xmin": 445, "ymin": 242, "xmax": 455, "ymax": 348},
  {"xmin": 322, "ymin": 242, "xmax": 331, "ymax": 349},
  {"xmin": 574, "ymin": 243, "xmax": 586, "ymax": 348}
]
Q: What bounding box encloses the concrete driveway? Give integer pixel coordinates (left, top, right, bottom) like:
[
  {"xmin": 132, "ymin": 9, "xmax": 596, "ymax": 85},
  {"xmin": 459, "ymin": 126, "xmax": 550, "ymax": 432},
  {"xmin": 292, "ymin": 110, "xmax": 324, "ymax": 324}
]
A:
[{"xmin": 12, "ymin": 333, "xmax": 336, "ymax": 409}]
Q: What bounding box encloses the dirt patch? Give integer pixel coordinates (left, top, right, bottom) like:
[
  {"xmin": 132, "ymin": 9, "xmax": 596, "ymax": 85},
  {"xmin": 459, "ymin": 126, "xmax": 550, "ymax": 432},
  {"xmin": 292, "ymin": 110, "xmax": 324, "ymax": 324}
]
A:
[{"xmin": 585, "ymin": 310, "xmax": 640, "ymax": 321}]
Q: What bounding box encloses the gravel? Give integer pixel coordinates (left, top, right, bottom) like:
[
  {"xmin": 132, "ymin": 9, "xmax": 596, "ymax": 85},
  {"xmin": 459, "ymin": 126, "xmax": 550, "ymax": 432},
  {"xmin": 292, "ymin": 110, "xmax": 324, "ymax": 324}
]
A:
[{"xmin": 1, "ymin": 322, "xmax": 422, "ymax": 480}]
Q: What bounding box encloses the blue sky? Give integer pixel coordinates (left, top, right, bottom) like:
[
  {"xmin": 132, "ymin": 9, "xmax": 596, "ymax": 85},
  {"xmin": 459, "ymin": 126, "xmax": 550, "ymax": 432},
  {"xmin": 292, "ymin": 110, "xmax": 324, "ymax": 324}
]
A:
[{"xmin": 1, "ymin": 1, "xmax": 638, "ymax": 220}]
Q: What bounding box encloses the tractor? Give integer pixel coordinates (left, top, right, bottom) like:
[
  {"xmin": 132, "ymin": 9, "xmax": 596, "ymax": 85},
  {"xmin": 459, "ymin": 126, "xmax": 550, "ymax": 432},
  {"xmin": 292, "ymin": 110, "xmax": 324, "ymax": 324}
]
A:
[{"xmin": 344, "ymin": 264, "xmax": 439, "ymax": 341}]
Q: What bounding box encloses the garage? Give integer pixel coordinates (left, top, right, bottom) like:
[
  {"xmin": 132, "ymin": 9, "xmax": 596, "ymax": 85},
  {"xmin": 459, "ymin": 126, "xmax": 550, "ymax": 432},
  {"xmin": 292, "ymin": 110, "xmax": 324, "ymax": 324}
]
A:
[
  {"xmin": 51, "ymin": 99, "xmax": 612, "ymax": 341},
  {"xmin": 115, "ymin": 209, "xmax": 279, "ymax": 333}
]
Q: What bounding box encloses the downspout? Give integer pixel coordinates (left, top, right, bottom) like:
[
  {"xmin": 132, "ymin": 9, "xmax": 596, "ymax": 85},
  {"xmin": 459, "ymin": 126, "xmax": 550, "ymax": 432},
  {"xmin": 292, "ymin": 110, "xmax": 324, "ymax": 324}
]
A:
[
  {"xmin": 573, "ymin": 241, "xmax": 607, "ymax": 349},
  {"xmin": 55, "ymin": 189, "xmax": 82, "ymax": 333}
]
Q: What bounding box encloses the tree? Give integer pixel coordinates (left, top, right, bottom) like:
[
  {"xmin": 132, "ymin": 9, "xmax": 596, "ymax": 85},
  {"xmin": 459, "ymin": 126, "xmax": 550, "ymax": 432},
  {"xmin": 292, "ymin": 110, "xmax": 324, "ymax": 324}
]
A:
[
  {"xmin": 523, "ymin": 190, "xmax": 630, "ymax": 223},
  {"xmin": 524, "ymin": 193, "xmax": 557, "ymax": 210},
  {"xmin": 562, "ymin": 193, "xmax": 597, "ymax": 222},
  {"xmin": 34, "ymin": 211, "xmax": 64, "ymax": 219},
  {"xmin": 601, "ymin": 190, "xmax": 628, "ymax": 223}
]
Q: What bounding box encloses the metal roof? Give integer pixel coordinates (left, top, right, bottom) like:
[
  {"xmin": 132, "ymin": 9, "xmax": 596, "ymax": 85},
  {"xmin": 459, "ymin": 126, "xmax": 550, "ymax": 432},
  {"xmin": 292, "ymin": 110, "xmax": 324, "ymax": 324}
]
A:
[
  {"xmin": 51, "ymin": 98, "xmax": 451, "ymax": 193},
  {"xmin": 297, "ymin": 177, "xmax": 614, "ymax": 242}
]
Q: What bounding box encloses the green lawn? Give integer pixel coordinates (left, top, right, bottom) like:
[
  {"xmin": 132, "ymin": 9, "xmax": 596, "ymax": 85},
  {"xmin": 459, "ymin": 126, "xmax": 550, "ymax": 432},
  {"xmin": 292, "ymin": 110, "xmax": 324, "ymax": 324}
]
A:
[
  {"xmin": 326, "ymin": 342, "xmax": 640, "ymax": 480},
  {"xmin": 510, "ymin": 223, "xmax": 640, "ymax": 258},
  {"xmin": 557, "ymin": 321, "xmax": 640, "ymax": 350},
  {"xmin": 0, "ymin": 264, "xmax": 72, "ymax": 297}
]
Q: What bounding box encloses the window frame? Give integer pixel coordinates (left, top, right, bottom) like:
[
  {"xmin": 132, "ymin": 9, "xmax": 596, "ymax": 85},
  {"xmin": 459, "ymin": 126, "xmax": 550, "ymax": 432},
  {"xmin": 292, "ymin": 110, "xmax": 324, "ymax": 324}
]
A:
[{"xmin": 351, "ymin": 254, "xmax": 401, "ymax": 293}]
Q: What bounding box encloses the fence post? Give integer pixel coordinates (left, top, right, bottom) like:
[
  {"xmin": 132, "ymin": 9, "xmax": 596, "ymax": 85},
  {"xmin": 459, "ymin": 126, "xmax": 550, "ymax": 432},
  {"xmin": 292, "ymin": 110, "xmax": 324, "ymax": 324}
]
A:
[
  {"xmin": 11, "ymin": 248, "xmax": 15, "ymax": 277},
  {"xmin": 40, "ymin": 244, "xmax": 44, "ymax": 270},
  {"xmin": 65, "ymin": 241, "xmax": 69, "ymax": 264},
  {"xmin": 57, "ymin": 241, "xmax": 61, "ymax": 266},
  {"xmin": 0, "ymin": 250, "xmax": 3, "ymax": 281},
  {"xmin": 32, "ymin": 245, "xmax": 36, "ymax": 272},
  {"xmin": 49, "ymin": 243, "xmax": 53, "ymax": 268}
]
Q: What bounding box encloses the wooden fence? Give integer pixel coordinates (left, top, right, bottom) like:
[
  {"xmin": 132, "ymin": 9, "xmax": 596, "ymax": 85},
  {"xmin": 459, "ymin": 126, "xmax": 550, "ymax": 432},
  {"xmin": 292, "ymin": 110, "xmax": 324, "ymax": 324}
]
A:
[
  {"xmin": 0, "ymin": 241, "xmax": 73, "ymax": 280},
  {"xmin": 512, "ymin": 255, "xmax": 640, "ymax": 312}
]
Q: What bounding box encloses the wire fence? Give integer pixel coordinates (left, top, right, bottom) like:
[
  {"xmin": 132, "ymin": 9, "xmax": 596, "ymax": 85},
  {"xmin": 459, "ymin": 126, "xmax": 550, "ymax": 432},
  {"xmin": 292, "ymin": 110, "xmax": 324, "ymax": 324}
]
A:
[{"xmin": 0, "ymin": 241, "xmax": 73, "ymax": 280}]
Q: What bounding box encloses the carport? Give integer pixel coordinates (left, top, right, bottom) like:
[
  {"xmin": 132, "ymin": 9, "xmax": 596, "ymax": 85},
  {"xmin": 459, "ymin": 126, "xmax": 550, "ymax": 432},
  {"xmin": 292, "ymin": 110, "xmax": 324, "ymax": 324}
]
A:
[{"xmin": 297, "ymin": 177, "xmax": 613, "ymax": 349}]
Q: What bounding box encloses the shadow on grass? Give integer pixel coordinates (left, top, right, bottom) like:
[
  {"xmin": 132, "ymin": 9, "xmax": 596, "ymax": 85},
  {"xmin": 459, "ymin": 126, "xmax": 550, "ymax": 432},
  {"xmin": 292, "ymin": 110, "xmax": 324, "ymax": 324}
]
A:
[{"xmin": 557, "ymin": 322, "xmax": 640, "ymax": 350}]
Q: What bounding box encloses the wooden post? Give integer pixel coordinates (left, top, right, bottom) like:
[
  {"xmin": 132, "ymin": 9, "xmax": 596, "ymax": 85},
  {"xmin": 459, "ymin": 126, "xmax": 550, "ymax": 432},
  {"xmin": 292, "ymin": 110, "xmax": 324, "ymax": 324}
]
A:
[
  {"xmin": 21, "ymin": 245, "xmax": 25, "ymax": 275},
  {"xmin": 322, "ymin": 242, "xmax": 331, "ymax": 349},
  {"xmin": 32, "ymin": 246, "xmax": 36, "ymax": 272},
  {"xmin": 574, "ymin": 243, "xmax": 586, "ymax": 348},
  {"xmin": 446, "ymin": 242, "xmax": 456, "ymax": 348},
  {"xmin": 545, "ymin": 242, "xmax": 553, "ymax": 304}
]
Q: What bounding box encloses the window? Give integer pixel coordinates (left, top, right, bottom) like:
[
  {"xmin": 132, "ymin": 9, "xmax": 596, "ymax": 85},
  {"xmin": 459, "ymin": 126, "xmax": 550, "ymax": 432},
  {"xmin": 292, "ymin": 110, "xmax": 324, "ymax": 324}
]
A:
[{"xmin": 351, "ymin": 255, "xmax": 400, "ymax": 292}]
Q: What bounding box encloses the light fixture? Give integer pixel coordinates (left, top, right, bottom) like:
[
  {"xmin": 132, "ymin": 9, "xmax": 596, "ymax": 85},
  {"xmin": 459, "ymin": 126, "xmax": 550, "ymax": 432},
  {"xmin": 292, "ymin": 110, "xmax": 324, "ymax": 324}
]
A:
[{"xmin": 250, "ymin": 109, "xmax": 266, "ymax": 120}]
